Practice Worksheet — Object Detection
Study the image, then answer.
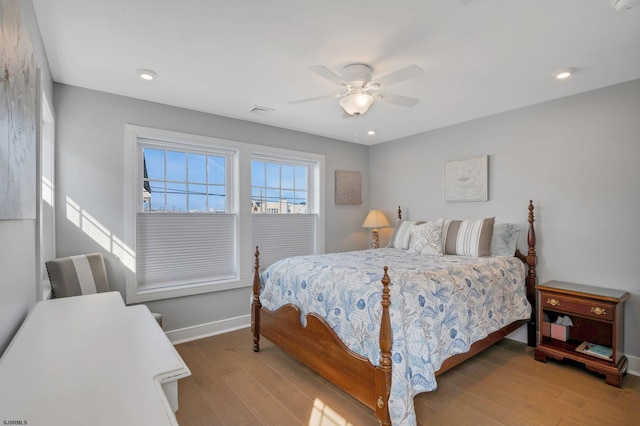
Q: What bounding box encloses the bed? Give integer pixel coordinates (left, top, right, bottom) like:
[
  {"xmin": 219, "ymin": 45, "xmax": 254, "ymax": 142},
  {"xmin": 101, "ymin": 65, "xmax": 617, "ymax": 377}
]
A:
[{"xmin": 251, "ymin": 201, "xmax": 538, "ymax": 425}]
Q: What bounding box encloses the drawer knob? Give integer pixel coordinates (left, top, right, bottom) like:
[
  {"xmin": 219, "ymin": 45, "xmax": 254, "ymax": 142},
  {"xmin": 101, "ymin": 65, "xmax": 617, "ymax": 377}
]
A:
[
  {"xmin": 546, "ymin": 298, "xmax": 560, "ymax": 306},
  {"xmin": 591, "ymin": 306, "xmax": 607, "ymax": 316}
]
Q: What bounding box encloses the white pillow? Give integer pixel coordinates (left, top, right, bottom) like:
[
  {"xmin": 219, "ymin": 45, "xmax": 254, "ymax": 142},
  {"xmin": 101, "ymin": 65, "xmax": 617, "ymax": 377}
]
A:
[
  {"xmin": 408, "ymin": 218, "xmax": 445, "ymax": 256},
  {"xmin": 491, "ymin": 223, "xmax": 520, "ymax": 256}
]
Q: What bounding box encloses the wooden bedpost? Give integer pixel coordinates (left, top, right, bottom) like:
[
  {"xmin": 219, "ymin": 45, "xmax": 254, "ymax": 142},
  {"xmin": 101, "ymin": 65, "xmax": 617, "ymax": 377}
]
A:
[
  {"xmin": 375, "ymin": 266, "xmax": 392, "ymax": 426},
  {"xmin": 251, "ymin": 246, "xmax": 262, "ymax": 352},
  {"xmin": 525, "ymin": 200, "xmax": 538, "ymax": 347},
  {"xmin": 516, "ymin": 200, "xmax": 538, "ymax": 347},
  {"xmin": 397, "ymin": 206, "xmax": 402, "ymax": 220}
]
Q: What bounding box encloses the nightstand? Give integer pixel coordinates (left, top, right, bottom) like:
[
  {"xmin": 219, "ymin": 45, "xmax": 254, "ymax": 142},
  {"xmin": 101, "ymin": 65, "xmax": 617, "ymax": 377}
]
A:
[{"xmin": 535, "ymin": 280, "xmax": 629, "ymax": 387}]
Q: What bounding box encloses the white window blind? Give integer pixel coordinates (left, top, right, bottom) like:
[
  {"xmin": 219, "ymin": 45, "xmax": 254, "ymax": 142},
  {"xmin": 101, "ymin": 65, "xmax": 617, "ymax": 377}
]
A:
[
  {"xmin": 252, "ymin": 214, "xmax": 317, "ymax": 269},
  {"xmin": 136, "ymin": 213, "xmax": 236, "ymax": 290}
]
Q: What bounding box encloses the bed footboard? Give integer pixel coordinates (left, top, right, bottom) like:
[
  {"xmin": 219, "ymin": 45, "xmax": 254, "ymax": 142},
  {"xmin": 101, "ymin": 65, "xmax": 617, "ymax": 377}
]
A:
[{"xmin": 251, "ymin": 247, "xmax": 392, "ymax": 425}]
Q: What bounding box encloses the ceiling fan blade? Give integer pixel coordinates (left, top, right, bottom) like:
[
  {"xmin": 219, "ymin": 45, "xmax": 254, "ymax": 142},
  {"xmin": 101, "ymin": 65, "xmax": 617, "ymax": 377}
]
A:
[
  {"xmin": 371, "ymin": 65, "xmax": 424, "ymax": 88},
  {"xmin": 374, "ymin": 92, "xmax": 420, "ymax": 107},
  {"xmin": 288, "ymin": 93, "xmax": 341, "ymax": 105},
  {"xmin": 309, "ymin": 66, "xmax": 348, "ymax": 86}
]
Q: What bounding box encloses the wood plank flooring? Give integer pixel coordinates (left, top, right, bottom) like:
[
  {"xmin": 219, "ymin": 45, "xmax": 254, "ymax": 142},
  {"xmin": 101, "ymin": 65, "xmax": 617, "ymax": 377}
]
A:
[{"xmin": 175, "ymin": 328, "xmax": 640, "ymax": 425}]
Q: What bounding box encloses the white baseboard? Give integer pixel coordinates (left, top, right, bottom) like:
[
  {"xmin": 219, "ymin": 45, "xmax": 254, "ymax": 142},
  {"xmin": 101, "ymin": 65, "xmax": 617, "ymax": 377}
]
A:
[
  {"xmin": 626, "ymin": 353, "xmax": 640, "ymax": 377},
  {"xmin": 166, "ymin": 314, "xmax": 250, "ymax": 345}
]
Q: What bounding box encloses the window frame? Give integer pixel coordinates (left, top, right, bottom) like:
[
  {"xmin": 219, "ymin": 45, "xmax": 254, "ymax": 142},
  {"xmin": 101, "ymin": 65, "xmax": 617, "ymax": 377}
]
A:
[{"xmin": 124, "ymin": 125, "xmax": 325, "ymax": 304}]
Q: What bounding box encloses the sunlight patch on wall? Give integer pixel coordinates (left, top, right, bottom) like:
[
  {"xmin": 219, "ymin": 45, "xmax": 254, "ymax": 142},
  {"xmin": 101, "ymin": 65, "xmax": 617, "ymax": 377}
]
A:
[
  {"xmin": 81, "ymin": 210, "xmax": 111, "ymax": 251},
  {"xmin": 308, "ymin": 398, "xmax": 354, "ymax": 426},
  {"xmin": 42, "ymin": 176, "xmax": 53, "ymax": 206},
  {"xmin": 65, "ymin": 196, "xmax": 136, "ymax": 272},
  {"xmin": 112, "ymin": 234, "xmax": 136, "ymax": 273}
]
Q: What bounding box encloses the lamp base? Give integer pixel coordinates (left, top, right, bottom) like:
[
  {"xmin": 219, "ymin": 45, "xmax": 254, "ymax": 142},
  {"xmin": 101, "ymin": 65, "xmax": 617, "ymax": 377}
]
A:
[{"xmin": 371, "ymin": 229, "xmax": 380, "ymax": 249}]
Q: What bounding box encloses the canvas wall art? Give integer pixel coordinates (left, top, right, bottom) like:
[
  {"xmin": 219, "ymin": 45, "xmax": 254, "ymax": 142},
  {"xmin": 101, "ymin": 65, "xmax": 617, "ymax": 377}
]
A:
[
  {"xmin": 443, "ymin": 155, "xmax": 488, "ymax": 202},
  {"xmin": 335, "ymin": 170, "xmax": 362, "ymax": 205},
  {"xmin": 0, "ymin": 0, "xmax": 37, "ymax": 219}
]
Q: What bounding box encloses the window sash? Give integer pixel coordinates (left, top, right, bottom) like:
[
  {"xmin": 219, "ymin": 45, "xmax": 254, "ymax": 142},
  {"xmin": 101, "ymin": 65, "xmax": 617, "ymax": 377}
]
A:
[
  {"xmin": 251, "ymin": 156, "xmax": 314, "ymax": 214},
  {"xmin": 139, "ymin": 139, "xmax": 234, "ymax": 213}
]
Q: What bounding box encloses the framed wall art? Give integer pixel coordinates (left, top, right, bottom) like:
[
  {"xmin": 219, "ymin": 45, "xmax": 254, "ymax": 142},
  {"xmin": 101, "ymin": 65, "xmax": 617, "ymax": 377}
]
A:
[
  {"xmin": 443, "ymin": 155, "xmax": 488, "ymax": 202},
  {"xmin": 335, "ymin": 170, "xmax": 362, "ymax": 205}
]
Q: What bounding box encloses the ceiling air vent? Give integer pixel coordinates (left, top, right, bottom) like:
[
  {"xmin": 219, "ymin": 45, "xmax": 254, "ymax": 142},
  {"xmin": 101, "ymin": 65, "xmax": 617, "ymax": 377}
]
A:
[
  {"xmin": 611, "ymin": 0, "xmax": 640, "ymax": 11},
  {"xmin": 250, "ymin": 105, "xmax": 275, "ymax": 115}
]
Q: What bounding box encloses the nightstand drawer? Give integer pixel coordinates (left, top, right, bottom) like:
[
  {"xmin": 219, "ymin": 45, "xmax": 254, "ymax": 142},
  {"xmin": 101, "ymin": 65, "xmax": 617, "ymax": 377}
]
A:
[{"xmin": 540, "ymin": 292, "xmax": 615, "ymax": 321}]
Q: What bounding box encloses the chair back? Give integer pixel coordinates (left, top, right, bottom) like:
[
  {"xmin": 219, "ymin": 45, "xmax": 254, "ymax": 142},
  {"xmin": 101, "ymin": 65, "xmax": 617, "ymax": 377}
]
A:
[{"xmin": 45, "ymin": 253, "xmax": 110, "ymax": 298}]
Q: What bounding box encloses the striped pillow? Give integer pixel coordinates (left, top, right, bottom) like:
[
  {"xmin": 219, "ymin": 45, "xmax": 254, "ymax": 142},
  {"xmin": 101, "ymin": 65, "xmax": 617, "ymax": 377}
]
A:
[
  {"xmin": 444, "ymin": 217, "xmax": 495, "ymax": 257},
  {"xmin": 45, "ymin": 254, "xmax": 110, "ymax": 298},
  {"xmin": 387, "ymin": 220, "xmax": 414, "ymax": 249}
]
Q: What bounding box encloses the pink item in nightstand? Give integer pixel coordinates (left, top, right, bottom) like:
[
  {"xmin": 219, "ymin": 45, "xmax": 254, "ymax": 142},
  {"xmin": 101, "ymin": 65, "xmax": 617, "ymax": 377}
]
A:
[{"xmin": 550, "ymin": 323, "xmax": 569, "ymax": 341}]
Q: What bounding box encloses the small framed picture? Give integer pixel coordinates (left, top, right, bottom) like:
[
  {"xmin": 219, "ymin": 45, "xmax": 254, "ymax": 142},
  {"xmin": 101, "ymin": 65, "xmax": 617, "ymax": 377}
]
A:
[{"xmin": 444, "ymin": 155, "xmax": 488, "ymax": 202}]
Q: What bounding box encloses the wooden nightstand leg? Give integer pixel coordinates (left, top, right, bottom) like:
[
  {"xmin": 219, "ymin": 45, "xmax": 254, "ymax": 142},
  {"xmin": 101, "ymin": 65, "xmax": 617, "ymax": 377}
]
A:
[
  {"xmin": 602, "ymin": 357, "xmax": 628, "ymax": 388},
  {"xmin": 604, "ymin": 372, "xmax": 622, "ymax": 388},
  {"xmin": 534, "ymin": 348, "xmax": 548, "ymax": 363}
]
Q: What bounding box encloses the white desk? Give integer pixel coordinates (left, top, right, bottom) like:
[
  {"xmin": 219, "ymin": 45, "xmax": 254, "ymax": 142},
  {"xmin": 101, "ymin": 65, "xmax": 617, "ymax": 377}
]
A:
[{"xmin": 0, "ymin": 292, "xmax": 190, "ymax": 425}]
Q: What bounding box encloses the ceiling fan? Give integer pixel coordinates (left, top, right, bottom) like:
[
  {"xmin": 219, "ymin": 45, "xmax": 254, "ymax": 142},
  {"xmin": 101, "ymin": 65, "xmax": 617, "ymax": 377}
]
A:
[{"xmin": 289, "ymin": 63, "xmax": 424, "ymax": 117}]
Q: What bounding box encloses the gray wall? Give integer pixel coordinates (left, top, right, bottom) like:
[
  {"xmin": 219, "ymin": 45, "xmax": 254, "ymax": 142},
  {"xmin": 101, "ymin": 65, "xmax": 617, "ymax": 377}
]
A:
[
  {"xmin": 370, "ymin": 79, "xmax": 640, "ymax": 360},
  {"xmin": 52, "ymin": 83, "xmax": 371, "ymax": 332},
  {"xmin": 0, "ymin": 0, "xmax": 53, "ymax": 353}
]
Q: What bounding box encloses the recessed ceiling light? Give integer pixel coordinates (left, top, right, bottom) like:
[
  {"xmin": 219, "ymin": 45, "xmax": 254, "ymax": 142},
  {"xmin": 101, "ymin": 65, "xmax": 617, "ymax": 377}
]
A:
[
  {"xmin": 553, "ymin": 67, "xmax": 575, "ymax": 80},
  {"xmin": 367, "ymin": 130, "xmax": 376, "ymax": 135},
  {"xmin": 137, "ymin": 68, "xmax": 158, "ymax": 80}
]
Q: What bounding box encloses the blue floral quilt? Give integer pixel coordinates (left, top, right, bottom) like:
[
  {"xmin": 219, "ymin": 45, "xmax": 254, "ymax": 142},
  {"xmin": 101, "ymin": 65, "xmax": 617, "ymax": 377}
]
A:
[{"xmin": 260, "ymin": 248, "xmax": 531, "ymax": 426}]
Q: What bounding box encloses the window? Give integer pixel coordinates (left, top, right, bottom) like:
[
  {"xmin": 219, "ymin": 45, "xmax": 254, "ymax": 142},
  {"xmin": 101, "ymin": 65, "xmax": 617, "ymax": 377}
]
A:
[
  {"xmin": 251, "ymin": 155, "xmax": 320, "ymax": 268},
  {"xmin": 124, "ymin": 125, "xmax": 325, "ymax": 303}
]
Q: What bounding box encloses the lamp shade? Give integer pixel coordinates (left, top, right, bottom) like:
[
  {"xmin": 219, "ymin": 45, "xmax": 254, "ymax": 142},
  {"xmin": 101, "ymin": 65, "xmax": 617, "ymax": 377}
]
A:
[
  {"xmin": 339, "ymin": 89, "xmax": 374, "ymax": 116},
  {"xmin": 362, "ymin": 209, "xmax": 390, "ymax": 229}
]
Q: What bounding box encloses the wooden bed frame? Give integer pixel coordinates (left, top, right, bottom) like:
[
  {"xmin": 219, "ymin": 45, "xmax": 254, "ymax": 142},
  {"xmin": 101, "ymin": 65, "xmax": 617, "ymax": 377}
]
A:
[{"xmin": 251, "ymin": 201, "xmax": 538, "ymax": 425}]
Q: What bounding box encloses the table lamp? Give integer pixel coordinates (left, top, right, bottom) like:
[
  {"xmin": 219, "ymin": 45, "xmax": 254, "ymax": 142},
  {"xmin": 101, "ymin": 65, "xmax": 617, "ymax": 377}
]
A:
[{"xmin": 362, "ymin": 209, "xmax": 391, "ymax": 249}]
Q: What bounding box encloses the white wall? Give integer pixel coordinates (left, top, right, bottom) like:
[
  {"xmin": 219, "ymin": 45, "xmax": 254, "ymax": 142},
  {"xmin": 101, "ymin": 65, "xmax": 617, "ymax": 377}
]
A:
[
  {"xmin": 0, "ymin": 0, "xmax": 53, "ymax": 354},
  {"xmin": 52, "ymin": 84, "xmax": 371, "ymax": 333},
  {"xmin": 370, "ymin": 79, "xmax": 640, "ymax": 360}
]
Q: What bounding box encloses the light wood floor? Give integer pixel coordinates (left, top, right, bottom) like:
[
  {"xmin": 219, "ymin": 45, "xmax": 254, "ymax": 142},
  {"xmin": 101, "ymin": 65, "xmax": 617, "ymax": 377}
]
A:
[{"xmin": 175, "ymin": 329, "xmax": 640, "ymax": 425}]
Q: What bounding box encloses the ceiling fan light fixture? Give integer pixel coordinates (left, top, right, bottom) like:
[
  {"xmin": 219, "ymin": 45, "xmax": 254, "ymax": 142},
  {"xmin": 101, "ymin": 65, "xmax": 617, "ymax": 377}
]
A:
[{"xmin": 339, "ymin": 91, "xmax": 374, "ymax": 116}]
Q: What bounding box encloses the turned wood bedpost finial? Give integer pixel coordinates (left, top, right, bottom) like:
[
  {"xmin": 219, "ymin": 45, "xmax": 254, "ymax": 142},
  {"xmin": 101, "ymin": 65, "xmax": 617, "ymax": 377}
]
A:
[
  {"xmin": 527, "ymin": 200, "xmax": 536, "ymax": 259},
  {"xmin": 252, "ymin": 246, "xmax": 262, "ymax": 352},
  {"xmin": 254, "ymin": 245, "xmax": 260, "ymax": 272},
  {"xmin": 397, "ymin": 206, "xmax": 402, "ymax": 220},
  {"xmin": 526, "ymin": 200, "xmax": 538, "ymax": 283},
  {"xmin": 375, "ymin": 266, "xmax": 392, "ymax": 426}
]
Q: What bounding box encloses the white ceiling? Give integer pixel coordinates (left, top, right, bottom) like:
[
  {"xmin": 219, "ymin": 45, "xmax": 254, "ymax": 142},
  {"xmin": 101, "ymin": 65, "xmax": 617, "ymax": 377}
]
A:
[{"xmin": 32, "ymin": 0, "xmax": 640, "ymax": 145}]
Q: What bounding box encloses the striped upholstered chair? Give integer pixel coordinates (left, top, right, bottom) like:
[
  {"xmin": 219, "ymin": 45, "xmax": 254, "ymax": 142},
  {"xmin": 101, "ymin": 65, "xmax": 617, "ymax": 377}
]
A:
[{"xmin": 45, "ymin": 253, "xmax": 163, "ymax": 328}]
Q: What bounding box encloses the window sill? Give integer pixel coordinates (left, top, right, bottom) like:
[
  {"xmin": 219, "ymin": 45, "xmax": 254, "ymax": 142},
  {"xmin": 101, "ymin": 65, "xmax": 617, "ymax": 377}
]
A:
[{"xmin": 126, "ymin": 276, "xmax": 253, "ymax": 304}]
